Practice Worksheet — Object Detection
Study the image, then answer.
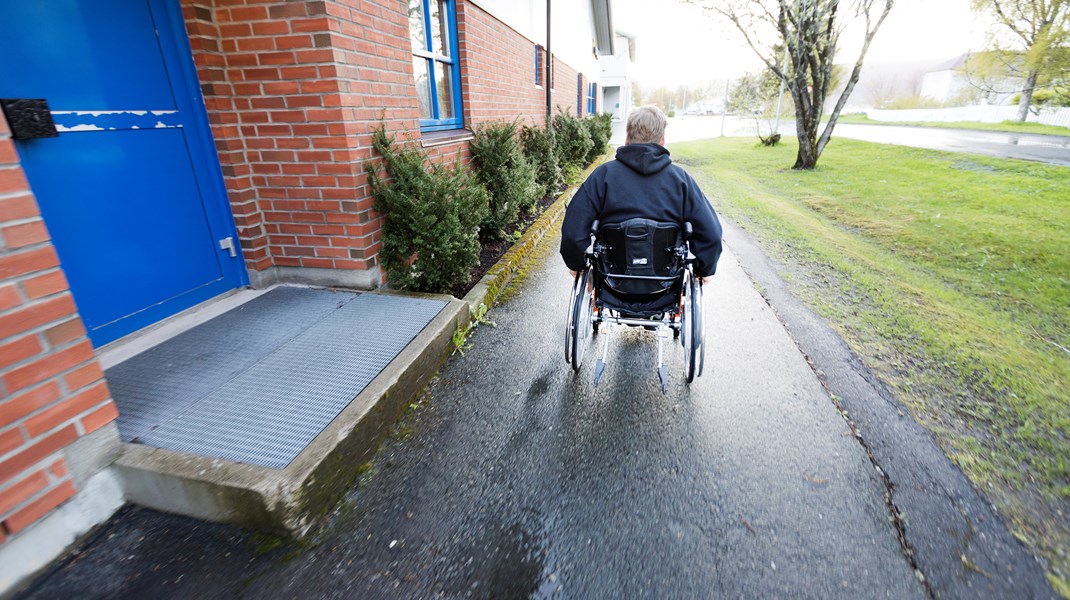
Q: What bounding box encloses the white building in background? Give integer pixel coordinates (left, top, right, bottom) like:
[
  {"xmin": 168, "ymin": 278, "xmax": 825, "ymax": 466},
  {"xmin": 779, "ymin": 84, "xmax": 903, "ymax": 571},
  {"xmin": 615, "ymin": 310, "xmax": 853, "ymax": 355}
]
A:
[
  {"xmin": 599, "ymin": 30, "xmax": 636, "ymax": 120},
  {"xmin": 921, "ymin": 53, "xmax": 1019, "ymax": 106},
  {"xmin": 921, "ymin": 54, "xmax": 974, "ymax": 103}
]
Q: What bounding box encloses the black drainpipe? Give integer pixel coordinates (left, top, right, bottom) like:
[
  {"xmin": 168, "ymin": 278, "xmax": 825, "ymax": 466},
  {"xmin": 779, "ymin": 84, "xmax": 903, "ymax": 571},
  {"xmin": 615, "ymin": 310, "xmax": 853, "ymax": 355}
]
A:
[{"xmin": 546, "ymin": 0, "xmax": 552, "ymax": 130}]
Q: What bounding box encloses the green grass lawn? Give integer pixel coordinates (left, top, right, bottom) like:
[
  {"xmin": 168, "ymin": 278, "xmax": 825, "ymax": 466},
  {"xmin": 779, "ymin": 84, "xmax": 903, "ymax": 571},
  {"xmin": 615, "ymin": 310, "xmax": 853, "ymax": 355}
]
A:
[
  {"xmin": 672, "ymin": 137, "xmax": 1070, "ymax": 592},
  {"xmin": 834, "ymin": 113, "xmax": 1070, "ymax": 137}
]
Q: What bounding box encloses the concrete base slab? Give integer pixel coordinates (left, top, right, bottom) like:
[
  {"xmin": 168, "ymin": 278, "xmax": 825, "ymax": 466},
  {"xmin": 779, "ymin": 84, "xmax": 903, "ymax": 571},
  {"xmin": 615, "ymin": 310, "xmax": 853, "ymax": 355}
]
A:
[
  {"xmin": 0, "ymin": 469, "xmax": 124, "ymax": 598},
  {"xmin": 113, "ymin": 292, "xmax": 469, "ymax": 537},
  {"xmin": 247, "ymin": 265, "xmax": 381, "ymax": 290}
]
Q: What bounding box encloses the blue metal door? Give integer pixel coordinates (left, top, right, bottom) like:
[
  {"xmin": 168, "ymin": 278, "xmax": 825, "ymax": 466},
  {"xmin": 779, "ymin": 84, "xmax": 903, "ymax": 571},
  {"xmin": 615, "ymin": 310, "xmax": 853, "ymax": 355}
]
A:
[{"xmin": 0, "ymin": 0, "xmax": 246, "ymax": 346}]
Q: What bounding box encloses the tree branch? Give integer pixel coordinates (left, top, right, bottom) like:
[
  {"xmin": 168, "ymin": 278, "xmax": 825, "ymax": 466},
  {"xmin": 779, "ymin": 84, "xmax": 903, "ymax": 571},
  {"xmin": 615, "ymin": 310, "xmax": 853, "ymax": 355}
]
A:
[{"xmin": 818, "ymin": 0, "xmax": 894, "ymax": 154}]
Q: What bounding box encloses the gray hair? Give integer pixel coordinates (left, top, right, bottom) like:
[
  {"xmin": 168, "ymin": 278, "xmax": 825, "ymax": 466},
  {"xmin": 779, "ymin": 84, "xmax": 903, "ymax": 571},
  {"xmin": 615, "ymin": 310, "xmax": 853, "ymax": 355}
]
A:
[{"xmin": 625, "ymin": 105, "xmax": 668, "ymax": 144}]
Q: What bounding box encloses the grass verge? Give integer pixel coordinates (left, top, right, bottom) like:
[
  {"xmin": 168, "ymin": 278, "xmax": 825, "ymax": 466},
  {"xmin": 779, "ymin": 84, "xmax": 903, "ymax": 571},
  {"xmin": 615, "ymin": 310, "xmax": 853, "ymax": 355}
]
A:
[
  {"xmin": 672, "ymin": 137, "xmax": 1069, "ymax": 591},
  {"xmin": 833, "ymin": 113, "xmax": 1070, "ymax": 137}
]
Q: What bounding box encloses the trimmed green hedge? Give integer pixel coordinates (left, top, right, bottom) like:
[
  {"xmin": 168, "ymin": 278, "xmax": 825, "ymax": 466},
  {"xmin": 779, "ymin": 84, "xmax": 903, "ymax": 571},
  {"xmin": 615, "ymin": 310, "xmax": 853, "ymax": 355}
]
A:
[{"xmin": 366, "ymin": 125, "xmax": 489, "ymax": 293}]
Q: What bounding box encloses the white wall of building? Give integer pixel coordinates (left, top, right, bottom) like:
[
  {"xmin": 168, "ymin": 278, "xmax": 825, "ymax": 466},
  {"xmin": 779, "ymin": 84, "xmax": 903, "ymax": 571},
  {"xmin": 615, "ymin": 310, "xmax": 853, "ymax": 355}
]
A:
[
  {"xmin": 599, "ymin": 31, "xmax": 634, "ymax": 119},
  {"xmin": 921, "ymin": 69, "xmax": 1018, "ymax": 106},
  {"xmin": 920, "ymin": 70, "xmax": 955, "ymax": 102}
]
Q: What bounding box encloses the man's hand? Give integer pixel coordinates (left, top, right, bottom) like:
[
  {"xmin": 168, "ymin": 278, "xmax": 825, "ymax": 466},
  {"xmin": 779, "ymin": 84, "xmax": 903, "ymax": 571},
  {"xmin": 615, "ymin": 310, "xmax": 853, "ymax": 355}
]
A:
[
  {"xmin": 697, "ymin": 276, "xmax": 708, "ymax": 285},
  {"xmin": 569, "ymin": 270, "xmax": 578, "ymax": 278}
]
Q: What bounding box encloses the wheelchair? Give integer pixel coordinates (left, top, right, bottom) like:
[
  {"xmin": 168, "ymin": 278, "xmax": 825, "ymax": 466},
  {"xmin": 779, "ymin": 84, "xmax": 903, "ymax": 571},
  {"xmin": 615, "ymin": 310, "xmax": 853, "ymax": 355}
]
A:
[{"xmin": 564, "ymin": 217, "xmax": 705, "ymax": 391}]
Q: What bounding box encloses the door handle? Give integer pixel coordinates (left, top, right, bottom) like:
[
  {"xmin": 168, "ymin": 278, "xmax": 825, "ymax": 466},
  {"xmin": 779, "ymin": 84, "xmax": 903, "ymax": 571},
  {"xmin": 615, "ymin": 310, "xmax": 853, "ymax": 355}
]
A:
[
  {"xmin": 0, "ymin": 98, "xmax": 59, "ymax": 140},
  {"xmin": 219, "ymin": 236, "xmax": 237, "ymax": 258}
]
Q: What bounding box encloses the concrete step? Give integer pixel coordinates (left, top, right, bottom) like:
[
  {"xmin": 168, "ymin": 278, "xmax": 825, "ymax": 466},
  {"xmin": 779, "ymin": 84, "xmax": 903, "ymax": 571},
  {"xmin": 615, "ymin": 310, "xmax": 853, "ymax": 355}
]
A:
[{"xmin": 111, "ymin": 290, "xmax": 468, "ymax": 537}]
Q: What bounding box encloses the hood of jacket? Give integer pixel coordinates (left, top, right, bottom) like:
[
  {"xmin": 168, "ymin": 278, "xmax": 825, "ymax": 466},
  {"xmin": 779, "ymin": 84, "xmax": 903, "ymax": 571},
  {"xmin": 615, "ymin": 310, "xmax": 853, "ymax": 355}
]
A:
[{"xmin": 615, "ymin": 143, "xmax": 672, "ymax": 176}]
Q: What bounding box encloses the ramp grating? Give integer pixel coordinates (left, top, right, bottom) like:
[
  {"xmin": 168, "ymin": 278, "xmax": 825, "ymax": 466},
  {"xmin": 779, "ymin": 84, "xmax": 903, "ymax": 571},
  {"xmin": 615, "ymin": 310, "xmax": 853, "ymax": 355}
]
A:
[{"xmin": 106, "ymin": 288, "xmax": 446, "ymax": 468}]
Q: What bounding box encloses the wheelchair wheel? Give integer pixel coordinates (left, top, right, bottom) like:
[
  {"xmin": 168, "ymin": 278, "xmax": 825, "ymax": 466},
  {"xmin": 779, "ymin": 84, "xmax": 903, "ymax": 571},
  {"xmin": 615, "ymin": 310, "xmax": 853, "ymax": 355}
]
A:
[
  {"xmin": 565, "ymin": 272, "xmax": 579, "ymax": 365},
  {"xmin": 567, "ymin": 268, "xmax": 595, "ymax": 371},
  {"xmin": 682, "ymin": 273, "xmax": 705, "ymax": 383}
]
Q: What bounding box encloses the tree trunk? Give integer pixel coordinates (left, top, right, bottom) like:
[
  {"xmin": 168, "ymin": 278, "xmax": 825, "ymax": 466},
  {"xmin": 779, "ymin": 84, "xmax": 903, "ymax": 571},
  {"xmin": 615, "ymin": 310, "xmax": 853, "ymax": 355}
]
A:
[
  {"xmin": 1016, "ymin": 70, "xmax": 1040, "ymax": 122},
  {"xmin": 794, "ymin": 136, "xmax": 818, "ymax": 169},
  {"xmin": 793, "ymin": 95, "xmax": 819, "ymax": 169}
]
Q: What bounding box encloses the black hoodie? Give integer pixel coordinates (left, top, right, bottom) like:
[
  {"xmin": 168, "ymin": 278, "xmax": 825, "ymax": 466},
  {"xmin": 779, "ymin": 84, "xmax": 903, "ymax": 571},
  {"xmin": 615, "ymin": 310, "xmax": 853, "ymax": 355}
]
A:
[{"xmin": 560, "ymin": 143, "xmax": 723, "ymax": 277}]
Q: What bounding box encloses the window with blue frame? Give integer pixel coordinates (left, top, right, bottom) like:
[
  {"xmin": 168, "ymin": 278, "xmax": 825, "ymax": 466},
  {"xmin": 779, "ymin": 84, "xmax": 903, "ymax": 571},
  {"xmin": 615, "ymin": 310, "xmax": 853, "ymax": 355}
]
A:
[
  {"xmin": 576, "ymin": 74, "xmax": 583, "ymax": 115},
  {"xmin": 587, "ymin": 82, "xmax": 597, "ymax": 114},
  {"xmin": 534, "ymin": 44, "xmax": 542, "ymax": 86},
  {"xmin": 409, "ymin": 0, "xmax": 463, "ymax": 132}
]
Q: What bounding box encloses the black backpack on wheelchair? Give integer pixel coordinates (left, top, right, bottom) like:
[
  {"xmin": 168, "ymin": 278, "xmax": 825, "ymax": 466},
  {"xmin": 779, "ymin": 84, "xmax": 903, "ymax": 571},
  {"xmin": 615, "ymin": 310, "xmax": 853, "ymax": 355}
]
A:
[{"xmin": 565, "ymin": 217, "xmax": 705, "ymax": 391}]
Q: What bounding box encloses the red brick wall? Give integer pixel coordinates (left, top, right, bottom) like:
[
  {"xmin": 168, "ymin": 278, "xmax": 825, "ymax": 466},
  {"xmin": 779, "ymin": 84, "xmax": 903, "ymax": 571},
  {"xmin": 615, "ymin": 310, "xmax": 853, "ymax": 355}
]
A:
[
  {"xmin": 456, "ymin": 2, "xmax": 590, "ymax": 127},
  {"xmin": 0, "ymin": 114, "xmax": 118, "ymax": 544},
  {"xmin": 456, "ymin": 1, "xmax": 548, "ymax": 128},
  {"xmin": 182, "ymin": 0, "xmax": 406, "ymax": 278},
  {"xmin": 180, "ymin": 0, "xmax": 592, "ymax": 286}
]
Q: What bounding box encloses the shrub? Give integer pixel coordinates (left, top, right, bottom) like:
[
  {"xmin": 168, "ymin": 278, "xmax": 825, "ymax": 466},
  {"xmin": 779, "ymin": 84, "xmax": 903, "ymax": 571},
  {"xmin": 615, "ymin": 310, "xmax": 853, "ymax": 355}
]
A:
[
  {"xmin": 584, "ymin": 113, "xmax": 613, "ymax": 163},
  {"xmin": 562, "ymin": 162, "xmax": 586, "ymax": 187},
  {"xmin": 520, "ymin": 125, "xmax": 562, "ymax": 199},
  {"xmin": 882, "ymin": 95, "xmax": 943, "ymax": 110},
  {"xmin": 1011, "ymin": 88, "xmax": 1070, "ymax": 108},
  {"xmin": 366, "ymin": 125, "xmax": 489, "ymax": 294},
  {"xmin": 553, "ymin": 110, "xmax": 593, "ymax": 169},
  {"xmin": 470, "ymin": 120, "xmax": 539, "ymax": 239}
]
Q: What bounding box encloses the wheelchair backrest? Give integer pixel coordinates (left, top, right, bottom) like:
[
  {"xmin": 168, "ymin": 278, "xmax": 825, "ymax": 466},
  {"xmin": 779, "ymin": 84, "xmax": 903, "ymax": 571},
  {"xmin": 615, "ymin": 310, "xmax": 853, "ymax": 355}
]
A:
[{"xmin": 595, "ymin": 218, "xmax": 685, "ymax": 297}]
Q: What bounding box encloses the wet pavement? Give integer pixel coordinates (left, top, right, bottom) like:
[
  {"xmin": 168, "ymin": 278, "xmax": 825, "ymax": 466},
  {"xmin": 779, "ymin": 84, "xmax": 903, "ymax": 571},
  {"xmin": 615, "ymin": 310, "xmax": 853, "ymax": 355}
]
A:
[
  {"xmin": 21, "ymin": 231, "xmax": 928, "ymax": 599},
  {"xmin": 833, "ymin": 123, "xmax": 1070, "ymax": 167},
  {"xmin": 20, "ymin": 117, "xmax": 1063, "ymax": 596}
]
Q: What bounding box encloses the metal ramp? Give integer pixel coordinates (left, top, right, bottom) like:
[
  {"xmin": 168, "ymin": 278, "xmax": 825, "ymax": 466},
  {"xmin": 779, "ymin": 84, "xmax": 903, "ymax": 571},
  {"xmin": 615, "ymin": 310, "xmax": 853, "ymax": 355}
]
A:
[{"xmin": 106, "ymin": 287, "xmax": 446, "ymax": 469}]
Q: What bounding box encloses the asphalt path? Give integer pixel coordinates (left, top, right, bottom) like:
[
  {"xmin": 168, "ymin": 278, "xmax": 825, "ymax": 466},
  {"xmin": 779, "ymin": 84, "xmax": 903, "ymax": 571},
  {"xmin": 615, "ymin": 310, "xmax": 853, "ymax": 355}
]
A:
[
  {"xmin": 20, "ymin": 215, "xmax": 1056, "ymax": 598},
  {"xmin": 20, "ymin": 119, "xmax": 1062, "ymax": 598},
  {"xmin": 23, "ymin": 233, "xmax": 927, "ymax": 598},
  {"xmin": 616, "ymin": 116, "xmax": 1070, "ymax": 166}
]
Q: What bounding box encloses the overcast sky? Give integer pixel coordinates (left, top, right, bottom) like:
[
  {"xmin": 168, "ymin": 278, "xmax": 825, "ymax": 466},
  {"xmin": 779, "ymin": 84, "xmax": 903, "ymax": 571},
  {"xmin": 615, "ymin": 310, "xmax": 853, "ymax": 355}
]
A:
[{"xmin": 615, "ymin": 0, "xmax": 994, "ymax": 87}]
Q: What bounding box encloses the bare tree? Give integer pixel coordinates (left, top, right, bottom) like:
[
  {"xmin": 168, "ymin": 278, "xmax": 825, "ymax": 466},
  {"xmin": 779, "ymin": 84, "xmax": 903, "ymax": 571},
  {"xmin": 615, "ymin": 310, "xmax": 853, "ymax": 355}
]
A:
[
  {"xmin": 689, "ymin": 0, "xmax": 894, "ymax": 169},
  {"xmin": 865, "ymin": 74, "xmax": 899, "ymax": 107},
  {"xmin": 970, "ymin": 0, "xmax": 1069, "ymax": 121},
  {"xmin": 728, "ymin": 72, "xmax": 769, "ymax": 113}
]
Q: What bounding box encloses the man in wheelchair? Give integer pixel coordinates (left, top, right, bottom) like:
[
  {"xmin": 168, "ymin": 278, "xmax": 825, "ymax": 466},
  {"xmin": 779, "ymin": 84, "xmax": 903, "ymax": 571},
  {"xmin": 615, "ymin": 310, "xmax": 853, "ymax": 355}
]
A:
[{"xmin": 560, "ymin": 105, "xmax": 723, "ymax": 389}]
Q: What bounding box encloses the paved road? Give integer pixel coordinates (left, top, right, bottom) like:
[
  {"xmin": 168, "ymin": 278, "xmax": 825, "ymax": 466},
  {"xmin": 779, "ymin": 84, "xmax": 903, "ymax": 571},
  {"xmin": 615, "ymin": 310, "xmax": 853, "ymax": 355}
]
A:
[
  {"xmin": 612, "ymin": 116, "xmax": 1070, "ymax": 166},
  {"xmin": 834, "ymin": 123, "xmax": 1070, "ymax": 167}
]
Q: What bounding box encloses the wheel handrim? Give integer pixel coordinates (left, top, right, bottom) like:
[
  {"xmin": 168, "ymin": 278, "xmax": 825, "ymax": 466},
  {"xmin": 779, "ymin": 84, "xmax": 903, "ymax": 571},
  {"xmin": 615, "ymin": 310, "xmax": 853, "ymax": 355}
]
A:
[
  {"xmin": 573, "ymin": 271, "xmax": 593, "ymax": 367},
  {"xmin": 694, "ymin": 281, "xmax": 705, "ymax": 377},
  {"xmin": 682, "ymin": 276, "xmax": 695, "ymax": 382}
]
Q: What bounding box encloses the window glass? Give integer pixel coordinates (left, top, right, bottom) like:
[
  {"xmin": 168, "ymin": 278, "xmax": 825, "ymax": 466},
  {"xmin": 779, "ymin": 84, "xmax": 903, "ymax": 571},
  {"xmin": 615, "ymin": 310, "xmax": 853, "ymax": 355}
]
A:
[
  {"xmin": 435, "ymin": 61, "xmax": 454, "ymax": 119},
  {"xmin": 413, "ymin": 57, "xmax": 433, "ymax": 119},
  {"xmin": 408, "ymin": 0, "xmax": 427, "ymax": 53},
  {"xmin": 430, "ymin": 1, "xmax": 449, "ymax": 57}
]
